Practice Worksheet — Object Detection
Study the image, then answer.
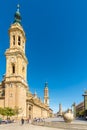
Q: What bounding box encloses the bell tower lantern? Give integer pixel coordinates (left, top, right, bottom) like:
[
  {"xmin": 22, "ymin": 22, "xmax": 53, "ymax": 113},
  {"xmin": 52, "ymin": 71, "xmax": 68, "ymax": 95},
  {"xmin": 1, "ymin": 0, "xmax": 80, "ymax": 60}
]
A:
[{"xmin": 9, "ymin": 4, "xmax": 26, "ymax": 53}]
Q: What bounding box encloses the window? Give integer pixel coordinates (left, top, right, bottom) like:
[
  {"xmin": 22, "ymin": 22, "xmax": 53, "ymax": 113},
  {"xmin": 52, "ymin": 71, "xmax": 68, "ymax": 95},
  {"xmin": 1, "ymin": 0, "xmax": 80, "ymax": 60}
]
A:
[
  {"xmin": 12, "ymin": 64, "xmax": 15, "ymax": 74},
  {"xmin": 13, "ymin": 35, "xmax": 15, "ymax": 45},
  {"xmin": 18, "ymin": 36, "xmax": 21, "ymax": 45},
  {"xmin": 45, "ymin": 91, "xmax": 47, "ymax": 97},
  {"xmin": 46, "ymin": 99, "xmax": 47, "ymax": 103},
  {"xmin": 29, "ymin": 106, "xmax": 31, "ymax": 111},
  {"xmin": 1, "ymin": 90, "xmax": 5, "ymax": 96},
  {"xmin": 22, "ymin": 66, "xmax": 25, "ymax": 72},
  {"xmin": 23, "ymin": 41, "xmax": 24, "ymax": 48}
]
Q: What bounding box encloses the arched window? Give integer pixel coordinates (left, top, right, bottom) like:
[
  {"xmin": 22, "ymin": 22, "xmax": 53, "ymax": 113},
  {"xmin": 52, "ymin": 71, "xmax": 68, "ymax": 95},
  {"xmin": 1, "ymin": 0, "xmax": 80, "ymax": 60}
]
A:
[
  {"xmin": 18, "ymin": 36, "xmax": 21, "ymax": 45},
  {"xmin": 22, "ymin": 41, "xmax": 24, "ymax": 49},
  {"xmin": 12, "ymin": 64, "xmax": 15, "ymax": 74},
  {"xmin": 13, "ymin": 35, "xmax": 15, "ymax": 45},
  {"xmin": 22, "ymin": 66, "xmax": 25, "ymax": 72},
  {"xmin": 1, "ymin": 90, "xmax": 5, "ymax": 96},
  {"xmin": 29, "ymin": 106, "xmax": 31, "ymax": 111},
  {"xmin": 46, "ymin": 91, "xmax": 48, "ymax": 96}
]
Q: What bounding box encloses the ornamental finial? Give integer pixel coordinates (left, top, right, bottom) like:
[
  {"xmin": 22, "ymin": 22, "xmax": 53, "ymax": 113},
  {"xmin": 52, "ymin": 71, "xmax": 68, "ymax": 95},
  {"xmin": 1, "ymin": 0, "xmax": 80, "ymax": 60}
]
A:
[
  {"xmin": 17, "ymin": 4, "xmax": 20, "ymax": 12},
  {"xmin": 45, "ymin": 82, "xmax": 48, "ymax": 88},
  {"xmin": 13, "ymin": 4, "xmax": 21, "ymax": 24}
]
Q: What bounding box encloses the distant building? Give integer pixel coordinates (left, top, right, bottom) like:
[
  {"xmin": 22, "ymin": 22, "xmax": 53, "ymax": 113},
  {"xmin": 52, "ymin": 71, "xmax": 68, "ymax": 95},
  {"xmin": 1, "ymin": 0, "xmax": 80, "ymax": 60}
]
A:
[
  {"xmin": 76, "ymin": 102, "xmax": 84, "ymax": 117},
  {"xmin": 83, "ymin": 91, "xmax": 87, "ymax": 110},
  {"xmin": 76, "ymin": 91, "xmax": 87, "ymax": 118},
  {"xmin": 57, "ymin": 104, "xmax": 63, "ymax": 116},
  {"xmin": 44, "ymin": 82, "xmax": 49, "ymax": 106},
  {"xmin": 0, "ymin": 5, "xmax": 52, "ymax": 119}
]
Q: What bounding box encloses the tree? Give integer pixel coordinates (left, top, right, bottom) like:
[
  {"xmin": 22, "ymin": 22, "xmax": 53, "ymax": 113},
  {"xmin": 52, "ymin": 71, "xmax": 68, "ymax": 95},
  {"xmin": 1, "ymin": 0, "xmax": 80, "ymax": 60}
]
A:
[
  {"xmin": 0, "ymin": 107, "xmax": 6, "ymax": 117},
  {"xmin": 0, "ymin": 107, "xmax": 15, "ymax": 118},
  {"xmin": 0, "ymin": 107, "xmax": 22, "ymax": 119},
  {"xmin": 76, "ymin": 110, "xmax": 85, "ymax": 117}
]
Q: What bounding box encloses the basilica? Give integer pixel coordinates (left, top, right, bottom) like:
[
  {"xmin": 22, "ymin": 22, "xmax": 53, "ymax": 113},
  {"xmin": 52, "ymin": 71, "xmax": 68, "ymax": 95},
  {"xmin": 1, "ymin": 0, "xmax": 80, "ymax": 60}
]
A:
[{"xmin": 0, "ymin": 5, "xmax": 52, "ymax": 119}]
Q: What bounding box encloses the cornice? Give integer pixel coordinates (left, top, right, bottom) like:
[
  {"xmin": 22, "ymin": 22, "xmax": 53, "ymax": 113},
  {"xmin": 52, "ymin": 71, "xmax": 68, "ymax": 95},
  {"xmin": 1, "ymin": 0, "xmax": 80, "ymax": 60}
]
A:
[
  {"xmin": 5, "ymin": 75, "xmax": 28, "ymax": 89},
  {"xmin": 26, "ymin": 97, "xmax": 49, "ymax": 111},
  {"xmin": 5, "ymin": 48, "xmax": 28, "ymax": 64},
  {"xmin": 9, "ymin": 23, "xmax": 26, "ymax": 40}
]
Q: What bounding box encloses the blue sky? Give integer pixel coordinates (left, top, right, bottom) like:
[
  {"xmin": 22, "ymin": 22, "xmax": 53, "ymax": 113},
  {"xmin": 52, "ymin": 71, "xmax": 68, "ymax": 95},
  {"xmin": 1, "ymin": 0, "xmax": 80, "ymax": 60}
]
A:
[{"xmin": 0, "ymin": 0, "xmax": 87, "ymax": 112}]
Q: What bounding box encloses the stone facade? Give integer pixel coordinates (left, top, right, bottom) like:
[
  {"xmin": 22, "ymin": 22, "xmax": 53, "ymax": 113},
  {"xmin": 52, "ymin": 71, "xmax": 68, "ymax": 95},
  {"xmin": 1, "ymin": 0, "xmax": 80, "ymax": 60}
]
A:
[{"xmin": 0, "ymin": 5, "xmax": 52, "ymax": 119}]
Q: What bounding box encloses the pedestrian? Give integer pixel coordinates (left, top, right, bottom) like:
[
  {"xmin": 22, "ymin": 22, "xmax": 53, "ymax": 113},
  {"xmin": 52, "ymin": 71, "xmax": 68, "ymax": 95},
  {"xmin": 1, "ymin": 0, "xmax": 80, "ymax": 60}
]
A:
[
  {"xmin": 27, "ymin": 118, "xmax": 29, "ymax": 123},
  {"xmin": 21, "ymin": 118, "xmax": 24, "ymax": 125},
  {"xmin": 0, "ymin": 118, "xmax": 2, "ymax": 124}
]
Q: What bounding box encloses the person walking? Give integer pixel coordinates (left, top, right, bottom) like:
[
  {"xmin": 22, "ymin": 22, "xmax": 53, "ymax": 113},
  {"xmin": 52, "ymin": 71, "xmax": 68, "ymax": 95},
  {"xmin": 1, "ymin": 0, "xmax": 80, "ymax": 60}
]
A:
[{"xmin": 21, "ymin": 118, "xmax": 24, "ymax": 125}]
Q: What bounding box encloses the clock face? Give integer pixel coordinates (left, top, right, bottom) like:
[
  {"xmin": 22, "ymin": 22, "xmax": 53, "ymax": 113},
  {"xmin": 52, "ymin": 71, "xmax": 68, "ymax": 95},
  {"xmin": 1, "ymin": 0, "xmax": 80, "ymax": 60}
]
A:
[{"xmin": 11, "ymin": 57, "xmax": 15, "ymax": 62}]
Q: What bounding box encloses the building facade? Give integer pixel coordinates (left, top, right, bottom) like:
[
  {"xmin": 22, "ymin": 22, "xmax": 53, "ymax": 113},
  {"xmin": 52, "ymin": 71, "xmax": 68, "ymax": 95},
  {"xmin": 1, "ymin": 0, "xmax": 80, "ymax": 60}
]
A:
[
  {"xmin": 76, "ymin": 102, "xmax": 84, "ymax": 117},
  {"xmin": 0, "ymin": 5, "xmax": 52, "ymax": 119},
  {"xmin": 76, "ymin": 91, "xmax": 87, "ymax": 118}
]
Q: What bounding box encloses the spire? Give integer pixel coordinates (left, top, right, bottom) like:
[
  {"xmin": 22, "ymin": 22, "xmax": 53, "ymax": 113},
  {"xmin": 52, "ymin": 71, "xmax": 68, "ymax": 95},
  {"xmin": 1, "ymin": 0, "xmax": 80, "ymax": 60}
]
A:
[
  {"xmin": 14, "ymin": 4, "xmax": 22, "ymax": 24},
  {"xmin": 45, "ymin": 82, "xmax": 48, "ymax": 88},
  {"xmin": 44, "ymin": 82, "xmax": 49, "ymax": 106},
  {"xmin": 17, "ymin": 4, "xmax": 20, "ymax": 12},
  {"xmin": 34, "ymin": 91, "xmax": 37, "ymax": 98}
]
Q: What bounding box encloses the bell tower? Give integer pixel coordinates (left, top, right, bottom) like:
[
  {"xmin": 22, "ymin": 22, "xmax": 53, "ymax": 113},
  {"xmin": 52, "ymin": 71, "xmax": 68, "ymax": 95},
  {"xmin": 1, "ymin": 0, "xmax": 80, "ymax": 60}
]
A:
[
  {"xmin": 44, "ymin": 82, "xmax": 49, "ymax": 106},
  {"xmin": 5, "ymin": 5, "xmax": 28, "ymax": 117}
]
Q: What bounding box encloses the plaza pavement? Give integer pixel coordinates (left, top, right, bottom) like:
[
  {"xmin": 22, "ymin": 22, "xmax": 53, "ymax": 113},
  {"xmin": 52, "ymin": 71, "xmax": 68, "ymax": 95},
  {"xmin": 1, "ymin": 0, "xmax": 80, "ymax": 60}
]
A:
[
  {"xmin": 33, "ymin": 117, "xmax": 87, "ymax": 130},
  {"xmin": 0, "ymin": 117, "xmax": 87, "ymax": 130},
  {"xmin": 0, "ymin": 123, "xmax": 65, "ymax": 130}
]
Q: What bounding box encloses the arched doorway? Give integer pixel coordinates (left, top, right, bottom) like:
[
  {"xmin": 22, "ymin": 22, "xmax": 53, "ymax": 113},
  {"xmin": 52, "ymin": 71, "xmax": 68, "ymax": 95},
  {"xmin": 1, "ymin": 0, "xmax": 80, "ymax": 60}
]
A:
[{"xmin": 29, "ymin": 105, "xmax": 33, "ymax": 119}]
